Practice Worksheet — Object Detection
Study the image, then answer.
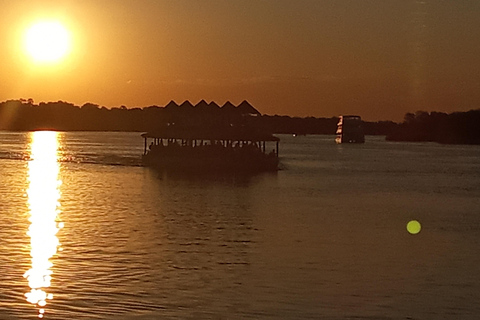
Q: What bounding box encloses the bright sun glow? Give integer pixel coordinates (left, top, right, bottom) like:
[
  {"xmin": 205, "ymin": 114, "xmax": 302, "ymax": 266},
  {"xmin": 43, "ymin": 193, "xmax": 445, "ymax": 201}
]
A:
[{"xmin": 24, "ymin": 21, "xmax": 71, "ymax": 63}]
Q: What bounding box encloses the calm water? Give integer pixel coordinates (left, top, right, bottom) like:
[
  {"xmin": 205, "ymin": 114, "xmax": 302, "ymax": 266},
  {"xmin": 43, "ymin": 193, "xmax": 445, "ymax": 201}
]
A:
[{"xmin": 0, "ymin": 131, "xmax": 479, "ymax": 319}]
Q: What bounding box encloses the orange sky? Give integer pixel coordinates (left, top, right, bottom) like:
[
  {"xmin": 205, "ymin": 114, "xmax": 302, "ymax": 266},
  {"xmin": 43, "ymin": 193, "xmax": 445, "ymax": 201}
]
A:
[{"xmin": 1, "ymin": 0, "xmax": 479, "ymax": 121}]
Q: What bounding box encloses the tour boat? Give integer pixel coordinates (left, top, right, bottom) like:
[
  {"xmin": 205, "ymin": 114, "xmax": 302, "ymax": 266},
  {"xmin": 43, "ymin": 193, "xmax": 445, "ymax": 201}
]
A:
[{"xmin": 141, "ymin": 125, "xmax": 280, "ymax": 172}]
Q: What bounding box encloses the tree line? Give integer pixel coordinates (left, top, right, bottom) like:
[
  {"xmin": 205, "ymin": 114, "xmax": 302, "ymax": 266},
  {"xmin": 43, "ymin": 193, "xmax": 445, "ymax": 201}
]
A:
[
  {"xmin": 386, "ymin": 110, "xmax": 480, "ymax": 144},
  {"xmin": 0, "ymin": 99, "xmax": 396, "ymax": 135},
  {"xmin": 0, "ymin": 99, "xmax": 479, "ymax": 144}
]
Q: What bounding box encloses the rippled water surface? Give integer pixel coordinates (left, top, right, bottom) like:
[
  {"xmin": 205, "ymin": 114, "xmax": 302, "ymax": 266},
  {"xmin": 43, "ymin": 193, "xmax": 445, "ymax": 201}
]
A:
[{"xmin": 0, "ymin": 132, "xmax": 480, "ymax": 319}]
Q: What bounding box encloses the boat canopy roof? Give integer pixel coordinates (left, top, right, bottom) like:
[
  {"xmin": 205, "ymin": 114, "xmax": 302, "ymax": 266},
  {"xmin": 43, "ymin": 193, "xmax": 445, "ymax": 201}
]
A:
[
  {"xmin": 142, "ymin": 125, "xmax": 279, "ymax": 142},
  {"xmin": 340, "ymin": 115, "xmax": 362, "ymax": 120}
]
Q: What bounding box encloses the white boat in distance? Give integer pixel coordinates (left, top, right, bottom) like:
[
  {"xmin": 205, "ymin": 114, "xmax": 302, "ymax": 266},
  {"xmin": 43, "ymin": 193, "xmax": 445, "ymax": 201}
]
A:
[{"xmin": 335, "ymin": 115, "xmax": 365, "ymax": 144}]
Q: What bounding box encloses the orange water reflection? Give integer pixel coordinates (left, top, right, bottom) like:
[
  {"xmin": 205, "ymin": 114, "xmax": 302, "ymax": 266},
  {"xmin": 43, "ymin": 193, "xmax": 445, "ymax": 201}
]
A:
[{"xmin": 24, "ymin": 131, "xmax": 63, "ymax": 318}]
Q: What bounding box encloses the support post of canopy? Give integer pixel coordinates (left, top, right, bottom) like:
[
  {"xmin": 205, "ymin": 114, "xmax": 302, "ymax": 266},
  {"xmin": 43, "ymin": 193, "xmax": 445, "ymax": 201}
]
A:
[
  {"xmin": 144, "ymin": 137, "xmax": 147, "ymax": 155},
  {"xmin": 276, "ymin": 140, "xmax": 279, "ymax": 158}
]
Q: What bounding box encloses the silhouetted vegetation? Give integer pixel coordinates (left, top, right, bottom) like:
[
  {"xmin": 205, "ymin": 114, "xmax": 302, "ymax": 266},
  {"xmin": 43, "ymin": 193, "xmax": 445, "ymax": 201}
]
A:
[
  {"xmin": 1, "ymin": 99, "xmax": 479, "ymax": 144},
  {"xmin": 0, "ymin": 99, "xmax": 262, "ymax": 132},
  {"xmin": 0, "ymin": 99, "xmax": 396, "ymax": 136},
  {"xmin": 386, "ymin": 110, "xmax": 480, "ymax": 144}
]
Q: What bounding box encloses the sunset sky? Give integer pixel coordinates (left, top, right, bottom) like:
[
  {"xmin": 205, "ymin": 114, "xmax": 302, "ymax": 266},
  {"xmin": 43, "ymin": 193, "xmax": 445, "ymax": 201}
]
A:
[{"xmin": 1, "ymin": 0, "xmax": 479, "ymax": 121}]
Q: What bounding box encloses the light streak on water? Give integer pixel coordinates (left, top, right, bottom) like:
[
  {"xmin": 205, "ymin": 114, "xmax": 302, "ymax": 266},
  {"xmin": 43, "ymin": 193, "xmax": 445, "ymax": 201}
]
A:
[{"xmin": 24, "ymin": 131, "xmax": 63, "ymax": 318}]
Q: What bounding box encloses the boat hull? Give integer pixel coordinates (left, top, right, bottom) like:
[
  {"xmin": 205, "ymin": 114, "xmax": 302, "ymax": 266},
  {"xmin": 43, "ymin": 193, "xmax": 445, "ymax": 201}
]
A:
[{"xmin": 142, "ymin": 152, "xmax": 279, "ymax": 173}]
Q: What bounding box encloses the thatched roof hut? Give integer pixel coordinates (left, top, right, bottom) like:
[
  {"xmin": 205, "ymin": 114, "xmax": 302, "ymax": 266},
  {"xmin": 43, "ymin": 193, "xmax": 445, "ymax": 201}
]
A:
[
  {"xmin": 237, "ymin": 100, "xmax": 261, "ymax": 116},
  {"xmin": 179, "ymin": 100, "xmax": 194, "ymax": 109}
]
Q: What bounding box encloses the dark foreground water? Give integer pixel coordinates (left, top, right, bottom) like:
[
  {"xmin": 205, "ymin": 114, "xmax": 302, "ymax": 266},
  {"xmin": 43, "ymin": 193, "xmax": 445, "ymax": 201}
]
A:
[{"xmin": 0, "ymin": 132, "xmax": 479, "ymax": 319}]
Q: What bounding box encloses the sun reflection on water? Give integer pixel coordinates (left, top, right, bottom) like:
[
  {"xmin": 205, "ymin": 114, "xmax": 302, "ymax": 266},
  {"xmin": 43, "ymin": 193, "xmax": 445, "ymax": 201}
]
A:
[{"xmin": 24, "ymin": 131, "xmax": 63, "ymax": 318}]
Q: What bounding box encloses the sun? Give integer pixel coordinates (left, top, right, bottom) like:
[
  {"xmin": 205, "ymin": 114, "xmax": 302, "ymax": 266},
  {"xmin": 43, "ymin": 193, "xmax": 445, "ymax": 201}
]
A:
[{"xmin": 24, "ymin": 21, "xmax": 71, "ymax": 63}]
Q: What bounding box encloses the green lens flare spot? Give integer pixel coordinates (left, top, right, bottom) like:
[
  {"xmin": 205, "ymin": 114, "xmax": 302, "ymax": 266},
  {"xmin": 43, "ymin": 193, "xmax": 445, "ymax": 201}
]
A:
[{"xmin": 407, "ymin": 220, "xmax": 421, "ymax": 234}]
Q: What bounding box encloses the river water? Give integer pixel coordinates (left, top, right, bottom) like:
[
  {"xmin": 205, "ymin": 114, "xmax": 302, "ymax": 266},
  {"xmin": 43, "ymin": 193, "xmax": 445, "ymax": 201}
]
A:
[{"xmin": 0, "ymin": 131, "xmax": 479, "ymax": 319}]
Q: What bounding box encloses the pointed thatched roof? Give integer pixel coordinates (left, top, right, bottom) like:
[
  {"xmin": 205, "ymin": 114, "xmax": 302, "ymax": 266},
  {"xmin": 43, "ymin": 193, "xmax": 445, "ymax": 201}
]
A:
[
  {"xmin": 165, "ymin": 100, "xmax": 178, "ymax": 109},
  {"xmin": 237, "ymin": 100, "xmax": 261, "ymax": 115},
  {"xmin": 208, "ymin": 101, "xmax": 220, "ymax": 109},
  {"xmin": 202, "ymin": 101, "xmax": 221, "ymax": 115},
  {"xmin": 194, "ymin": 99, "xmax": 209, "ymax": 109},
  {"xmin": 221, "ymin": 101, "xmax": 235, "ymax": 109},
  {"xmin": 221, "ymin": 101, "xmax": 238, "ymax": 115},
  {"xmin": 179, "ymin": 100, "xmax": 194, "ymax": 108}
]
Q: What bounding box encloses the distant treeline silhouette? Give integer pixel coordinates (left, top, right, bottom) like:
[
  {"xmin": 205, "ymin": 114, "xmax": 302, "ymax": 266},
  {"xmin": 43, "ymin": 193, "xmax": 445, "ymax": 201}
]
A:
[
  {"xmin": 1, "ymin": 99, "xmax": 479, "ymax": 143},
  {"xmin": 0, "ymin": 99, "xmax": 264, "ymax": 132},
  {"xmin": 0, "ymin": 99, "xmax": 393, "ymax": 135},
  {"xmin": 386, "ymin": 110, "xmax": 480, "ymax": 144}
]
